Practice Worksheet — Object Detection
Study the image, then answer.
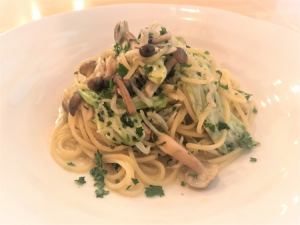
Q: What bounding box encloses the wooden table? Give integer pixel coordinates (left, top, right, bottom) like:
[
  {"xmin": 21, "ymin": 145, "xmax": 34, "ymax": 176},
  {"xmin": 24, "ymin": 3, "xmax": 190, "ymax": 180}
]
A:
[{"xmin": 0, "ymin": 0, "xmax": 300, "ymax": 33}]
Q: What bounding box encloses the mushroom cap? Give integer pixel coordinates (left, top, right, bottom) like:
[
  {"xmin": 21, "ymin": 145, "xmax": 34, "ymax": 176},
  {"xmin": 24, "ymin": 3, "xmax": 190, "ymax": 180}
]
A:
[
  {"xmin": 184, "ymin": 163, "xmax": 219, "ymax": 189},
  {"xmin": 173, "ymin": 47, "xmax": 188, "ymax": 64},
  {"xmin": 68, "ymin": 92, "xmax": 82, "ymax": 116},
  {"xmin": 79, "ymin": 60, "xmax": 96, "ymax": 76}
]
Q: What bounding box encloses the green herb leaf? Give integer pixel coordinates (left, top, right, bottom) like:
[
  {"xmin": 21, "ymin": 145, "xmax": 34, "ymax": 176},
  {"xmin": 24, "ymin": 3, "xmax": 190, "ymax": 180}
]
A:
[
  {"xmin": 74, "ymin": 176, "xmax": 86, "ymax": 186},
  {"xmin": 145, "ymin": 185, "xmax": 165, "ymax": 197},
  {"xmin": 219, "ymin": 83, "xmax": 229, "ymax": 90},
  {"xmin": 144, "ymin": 65, "xmax": 153, "ymax": 75},
  {"xmin": 238, "ymin": 90, "xmax": 252, "ymax": 100},
  {"xmin": 160, "ymin": 27, "xmax": 167, "ymax": 35},
  {"xmin": 113, "ymin": 43, "xmax": 122, "ymax": 55},
  {"xmin": 204, "ymin": 121, "xmax": 216, "ymax": 132},
  {"xmin": 217, "ymin": 122, "xmax": 230, "ymax": 131},
  {"xmin": 126, "ymin": 185, "xmax": 132, "ymax": 190},
  {"xmin": 238, "ymin": 132, "xmax": 258, "ymax": 150},
  {"xmin": 117, "ymin": 63, "xmax": 128, "ymax": 77},
  {"xmin": 132, "ymin": 178, "xmax": 139, "ymax": 185},
  {"xmin": 121, "ymin": 113, "xmax": 134, "ymax": 128},
  {"xmin": 204, "ymin": 50, "xmax": 210, "ymax": 55},
  {"xmin": 136, "ymin": 127, "xmax": 144, "ymax": 138},
  {"xmin": 250, "ymin": 157, "xmax": 257, "ymax": 162},
  {"xmin": 252, "ymin": 107, "xmax": 258, "ymax": 114},
  {"xmin": 181, "ymin": 181, "xmax": 186, "ymax": 187},
  {"xmin": 90, "ymin": 151, "xmax": 109, "ymax": 198},
  {"xmin": 67, "ymin": 162, "xmax": 75, "ymax": 167},
  {"xmin": 188, "ymin": 172, "xmax": 198, "ymax": 179},
  {"xmin": 180, "ymin": 63, "xmax": 192, "ymax": 68}
]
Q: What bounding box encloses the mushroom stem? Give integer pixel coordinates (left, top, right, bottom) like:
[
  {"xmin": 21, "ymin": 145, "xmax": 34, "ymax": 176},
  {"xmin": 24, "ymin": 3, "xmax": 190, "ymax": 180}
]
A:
[
  {"xmin": 114, "ymin": 76, "xmax": 136, "ymax": 115},
  {"xmin": 165, "ymin": 47, "xmax": 188, "ymax": 74},
  {"xmin": 151, "ymin": 33, "xmax": 172, "ymax": 44},
  {"xmin": 144, "ymin": 80, "xmax": 160, "ymax": 97}
]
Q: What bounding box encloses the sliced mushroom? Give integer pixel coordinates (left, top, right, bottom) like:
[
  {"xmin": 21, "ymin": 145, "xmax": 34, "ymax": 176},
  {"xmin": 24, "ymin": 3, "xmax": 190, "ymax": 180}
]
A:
[
  {"xmin": 105, "ymin": 56, "xmax": 117, "ymax": 78},
  {"xmin": 149, "ymin": 33, "xmax": 171, "ymax": 44},
  {"xmin": 144, "ymin": 80, "xmax": 160, "ymax": 97},
  {"xmin": 68, "ymin": 92, "xmax": 82, "ymax": 116},
  {"xmin": 114, "ymin": 76, "xmax": 136, "ymax": 115},
  {"xmin": 79, "ymin": 60, "xmax": 97, "ymax": 76},
  {"xmin": 87, "ymin": 77, "xmax": 105, "ymax": 92},
  {"xmin": 114, "ymin": 21, "xmax": 138, "ymax": 46},
  {"xmin": 139, "ymin": 44, "xmax": 156, "ymax": 57},
  {"xmin": 184, "ymin": 163, "xmax": 219, "ymax": 189},
  {"xmin": 165, "ymin": 47, "xmax": 188, "ymax": 73}
]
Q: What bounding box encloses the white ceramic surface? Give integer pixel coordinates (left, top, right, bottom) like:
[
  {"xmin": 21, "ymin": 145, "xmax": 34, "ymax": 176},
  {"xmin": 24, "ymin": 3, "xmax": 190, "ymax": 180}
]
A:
[{"xmin": 0, "ymin": 4, "xmax": 300, "ymax": 225}]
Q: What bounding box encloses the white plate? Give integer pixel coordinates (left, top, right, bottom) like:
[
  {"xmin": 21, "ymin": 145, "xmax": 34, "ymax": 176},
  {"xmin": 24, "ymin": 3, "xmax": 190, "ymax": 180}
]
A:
[{"xmin": 1, "ymin": 4, "xmax": 300, "ymax": 225}]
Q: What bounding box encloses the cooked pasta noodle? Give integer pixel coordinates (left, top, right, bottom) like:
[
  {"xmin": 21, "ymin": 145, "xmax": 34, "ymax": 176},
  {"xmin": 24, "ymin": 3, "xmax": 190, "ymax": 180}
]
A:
[{"xmin": 51, "ymin": 21, "xmax": 258, "ymax": 197}]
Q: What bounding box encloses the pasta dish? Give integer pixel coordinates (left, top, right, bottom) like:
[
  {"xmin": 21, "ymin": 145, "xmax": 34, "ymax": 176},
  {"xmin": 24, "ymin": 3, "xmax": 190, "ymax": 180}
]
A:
[{"xmin": 51, "ymin": 21, "xmax": 258, "ymax": 197}]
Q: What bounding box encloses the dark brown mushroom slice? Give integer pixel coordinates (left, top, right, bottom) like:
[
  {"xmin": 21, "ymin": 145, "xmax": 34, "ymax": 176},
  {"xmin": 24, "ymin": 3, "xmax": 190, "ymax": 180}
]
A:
[
  {"xmin": 79, "ymin": 61, "xmax": 96, "ymax": 76},
  {"xmin": 165, "ymin": 47, "xmax": 188, "ymax": 73},
  {"xmin": 139, "ymin": 44, "xmax": 156, "ymax": 57},
  {"xmin": 68, "ymin": 92, "xmax": 82, "ymax": 116},
  {"xmin": 87, "ymin": 77, "xmax": 105, "ymax": 92}
]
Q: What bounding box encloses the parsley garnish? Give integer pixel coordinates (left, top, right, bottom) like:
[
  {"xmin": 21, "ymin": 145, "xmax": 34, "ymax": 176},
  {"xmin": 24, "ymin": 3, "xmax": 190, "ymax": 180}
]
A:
[
  {"xmin": 180, "ymin": 63, "xmax": 192, "ymax": 68},
  {"xmin": 181, "ymin": 181, "xmax": 186, "ymax": 187},
  {"xmin": 74, "ymin": 176, "xmax": 86, "ymax": 186},
  {"xmin": 136, "ymin": 127, "xmax": 144, "ymax": 137},
  {"xmin": 114, "ymin": 43, "xmax": 130, "ymax": 56},
  {"xmin": 132, "ymin": 178, "xmax": 139, "ymax": 185},
  {"xmin": 121, "ymin": 113, "xmax": 134, "ymax": 128},
  {"xmin": 252, "ymin": 107, "xmax": 258, "ymax": 114},
  {"xmin": 67, "ymin": 162, "xmax": 75, "ymax": 167},
  {"xmin": 250, "ymin": 157, "xmax": 257, "ymax": 162},
  {"xmin": 217, "ymin": 122, "xmax": 230, "ymax": 131},
  {"xmin": 144, "ymin": 65, "xmax": 153, "ymax": 75},
  {"xmin": 238, "ymin": 132, "xmax": 258, "ymax": 150},
  {"xmin": 238, "ymin": 90, "xmax": 252, "ymax": 100},
  {"xmin": 188, "ymin": 172, "xmax": 198, "ymax": 179},
  {"xmin": 219, "ymin": 83, "xmax": 228, "ymax": 90},
  {"xmin": 204, "ymin": 121, "xmax": 216, "ymax": 132},
  {"xmin": 204, "ymin": 50, "xmax": 210, "ymax": 55},
  {"xmin": 126, "ymin": 185, "xmax": 132, "ymax": 190},
  {"xmin": 90, "ymin": 151, "xmax": 109, "ymax": 198},
  {"xmin": 145, "ymin": 185, "xmax": 165, "ymax": 197},
  {"xmin": 107, "ymin": 121, "xmax": 112, "ymax": 126},
  {"xmin": 160, "ymin": 27, "xmax": 167, "ymax": 35},
  {"xmin": 117, "ymin": 63, "xmax": 128, "ymax": 77}
]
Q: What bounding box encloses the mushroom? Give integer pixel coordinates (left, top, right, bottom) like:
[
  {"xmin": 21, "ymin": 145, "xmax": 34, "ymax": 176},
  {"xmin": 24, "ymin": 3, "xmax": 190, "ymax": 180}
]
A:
[
  {"xmin": 105, "ymin": 55, "xmax": 117, "ymax": 78},
  {"xmin": 149, "ymin": 33, "xmax": 172, "ymax": 44},
  {"xmin": 165, "ymin": 47, "xmax": 188, "ymax": 73},
  {"xmin": 184, "ymin": 163, "xmax": 219, "ymax": 189},
  {"xmin": 114, "ymin": 21, "xmax": 138, "ymax": 48},
  {"xmin": 87, "ymin": 77, "xmax": 105, "ymax": 92},
  {"xmin": 79, "ymin": 60, "xmax": 97, "ymax": 76},
  {"xmin": 114, "ymin": 76, "xmax": 136, "ymax": 115},
  {"xmin": 68, "ymin": 92, "xmax": 82, "ymax": 116},
  {"xmin": 139, "ymin": 44, "xmax": 156, "ymax": 57}
]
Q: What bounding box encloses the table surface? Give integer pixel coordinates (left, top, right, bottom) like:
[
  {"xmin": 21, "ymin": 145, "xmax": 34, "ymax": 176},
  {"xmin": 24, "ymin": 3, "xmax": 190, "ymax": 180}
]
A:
[{"xmin": 0, "ymin": 0, "xmax": 300, "ymax": 33}]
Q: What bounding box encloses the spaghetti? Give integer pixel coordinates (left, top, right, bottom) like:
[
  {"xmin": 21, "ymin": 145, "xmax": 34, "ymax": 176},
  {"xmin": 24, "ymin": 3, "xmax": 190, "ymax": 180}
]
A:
[{"xmin": 51, "ymin": 21, "xmax": 258, "ymax": 197}]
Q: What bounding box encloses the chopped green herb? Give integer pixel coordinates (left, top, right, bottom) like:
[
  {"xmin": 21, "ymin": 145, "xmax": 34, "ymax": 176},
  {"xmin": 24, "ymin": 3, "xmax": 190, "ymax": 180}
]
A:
[
  {"xmin": 216, "ymin": 70, "xmax": 222, "ymax": 76},
  {"xmin": 204, "ymin": 50, "xmax": 210, "ymax": 55},
  {"xmin": 217, "ymin": 122, "xmax": 230, "ymax": 131},
  {"xmin": 181, "ymin": 181, "xmax": 186, "ymax": 187},
  {"xmin": 252, "ymin": 107, "xmax": 258, "ymax": 114},
  {"xmin": 188, "ymin": 172, "xmax": 198, "ymax": 179},
  {"xmin": 113, "ymin": 43, "xmax": 122, "ymax": 55},
  {"xmin": 204, "ymin": 121, "xmax": 216, "ymax": 132},
  {"xmin": 103, "ymin": 102, "xmax": 114, "ymax": 117},
  {"xmin": 136, "ymin": 127, "xmax": 144, "ymax": 137},
  {"xmin": 160, "ymin": 27, "xmax": 167, "ymax": 35},
  {"xmin": 238, "ymin": 90, "xmax": 252, "ymax": 100},
  {"xmin": 180, "ymin": 63, "xmax": 192, "ymax": 68},
  {"xmin": 126, "ymin": 185, "xmax": 132, "ymax": 190},
  {"xmin": 238, "ymin": 132, "xmax": 258, "ymax": 150},
  {"xmin": 117, "ymin": 63, "xmax": 128, "ymax": 77},
  {"xmin": 144, "ymin": 65, "xmax": 153, "ymax": 75},
  {"xmin": 123, "ymin": 42, "xmax": 130, "ymax": 52},
  {"xmin": 132, "ymin": 178, "xmax": 139, "ymax": 185},
  {"xmin": 145, "ymin": 185, "xmax": 165, "ymax": 197},
  {"xmin": 67, "ymin": 162, "xmax": 75, "ymax": 167},
  {"xmin": 74, "ymin": 176, "xmax": 86, "ymax": 186},
  {"xmin": 115, "ymin": 179, "xmax": 120, "ymax": 183},
  {"xmin": 90, "ymin": 151, "xmax": 109, "ymax": 198},
  {"xmin": 219, "ymin": 83, "xmax": 229, "ymax": 90},
  {"xmin": 250, "ymin": 157, "xmax": 257, "ymax": 162},
  {"xmin": 121, "ymin": 113, "xmax": 134, "ymax": 128},
  {"xmin": 107, "ymin": 121, "xmax": 112, "ymax": 126},
  {"xmin": 196, "ymin": 72, "xmax": 202, "ymax": 76}
]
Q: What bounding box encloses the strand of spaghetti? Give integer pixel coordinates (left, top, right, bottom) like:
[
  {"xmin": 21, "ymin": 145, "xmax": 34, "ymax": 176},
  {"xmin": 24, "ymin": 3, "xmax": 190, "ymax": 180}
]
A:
[
  {"xmin": 136, "ymin": 154, "xmax": 157, "ymax": 163},
  {"xmin": 176, "ymin": 127, "xmax": 205, "ymax": 138},
  {"xmin": 181, "ymin": 76, "xmax": 215, "ymax": 85},
  {"xmin": 208, "ymin": 148, "xmax": 243, "ymax": 164},
  {"xmin": 234, "ymin": 103, "xmax": 250, "ymax": 129},
  {"xmin": 103, "ymin": 157, "xmax": 134, "ymax": 190},
  {"xmin": 221, "ymin": 89, "xmax": 247, "ymax": 104},
  {"xmin": 186, "ymin": 130, "xmax": 227, "ymax": 151},
  {"xmin": 196, "ymin": 105, "xmax": 212, "ymax": 134},
  {"xmin": 68, "ymin": 113, "xmax": 97, "ymax": 151},
  {"xmin": 180, "ymin": 88, "xmax": 197, "ymax": 121},
  {"xmin": 161, "ymin": 164, "xmax": 182, "ymax": 185},
  {"xmin": 119, "ymin": 52, "xmax": 131, "ymax": 69},
  {"xmin": 170, "ymin": 108, "xmax": 187, "ymax": 137},
  {"xmin": 124, "ymin": 60, "xmax": 140, "ymax": 80},
  {"xmin": 178, "ymin": 122, "xmax": 196, "ymax": 130},
  {"xmin": 166, "ymin": 110, "xmax": 178, "ymax": 127},
  {"xmin": 78, "ymin": 113, "xmax": 91, "ymax": 141},
  {"xmin": 81, "ymin": 108, "xmax": 114, "ymax": 152},
  {"xmin": 220, "ymin": 93, "xmax": 230, "ymax": 122}
]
